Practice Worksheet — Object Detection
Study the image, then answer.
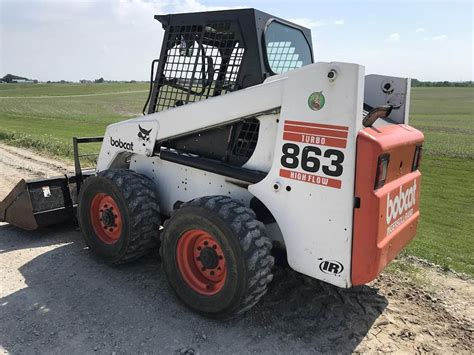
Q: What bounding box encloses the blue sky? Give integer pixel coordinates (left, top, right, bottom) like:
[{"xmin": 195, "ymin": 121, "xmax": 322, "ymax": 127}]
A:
[{"xmin": 0, "ymin": 0, "xmax": 472, "ymax": 81}]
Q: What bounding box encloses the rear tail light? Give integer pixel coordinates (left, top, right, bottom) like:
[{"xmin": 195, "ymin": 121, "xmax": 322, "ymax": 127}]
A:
[
  {"xmin": 374, "ymin": 154, "xmax": 390, "ymax": 190},
  {"xmin": 412, "ymin": 145, "xmax": 423, "ymax": 171}
]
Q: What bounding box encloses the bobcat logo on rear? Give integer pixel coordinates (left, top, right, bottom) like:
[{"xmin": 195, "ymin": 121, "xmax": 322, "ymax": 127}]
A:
[
  {"xmin": 138, "ymin": 125, "xmax": 152, "ymax": 147},
  {"xmin": 386, "ymin": 180, "xmax": 417, "ymax": 225}
]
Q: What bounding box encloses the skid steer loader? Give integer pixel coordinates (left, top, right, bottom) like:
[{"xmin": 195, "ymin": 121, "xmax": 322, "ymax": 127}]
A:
[{"xmin": 0, "ymin": 8, "xmax": 424, "ymax": 317}]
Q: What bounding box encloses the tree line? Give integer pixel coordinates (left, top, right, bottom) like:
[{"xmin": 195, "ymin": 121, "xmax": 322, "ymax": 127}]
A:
[{"xmin": 411, "ymin": 79, "xmax": 473, "ymax": 87}]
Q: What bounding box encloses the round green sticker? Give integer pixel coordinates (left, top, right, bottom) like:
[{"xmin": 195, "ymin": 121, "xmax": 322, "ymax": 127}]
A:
[{"xmin": 308, "ymin": 91, "xmax": 325, "ymax": 111}]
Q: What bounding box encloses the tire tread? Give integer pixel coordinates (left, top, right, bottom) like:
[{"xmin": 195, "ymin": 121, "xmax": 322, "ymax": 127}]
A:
[
  {"xmin": 176, "ymin": 195, "xmax": 274, "ymax": 316},
  {"xmin": 97, "ymin": 169, "xmax": 160, "ymax": 264}
]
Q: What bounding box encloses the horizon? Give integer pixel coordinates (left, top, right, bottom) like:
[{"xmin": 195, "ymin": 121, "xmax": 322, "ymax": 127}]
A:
[
  {"xmin": 1, "ymin": 0, "xmax": 473, "ymax": 82},
  {"xmin": 2, "ymin": 75, "xmax": 473, "ymax": 84}
]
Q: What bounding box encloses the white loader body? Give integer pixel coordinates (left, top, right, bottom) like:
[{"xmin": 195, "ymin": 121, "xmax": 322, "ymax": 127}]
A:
[{"xmin": 97, "ymin": 62, "xmax": 411, "ymax": 288}]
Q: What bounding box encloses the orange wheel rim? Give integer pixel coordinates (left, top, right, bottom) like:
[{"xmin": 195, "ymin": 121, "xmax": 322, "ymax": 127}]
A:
[
  {"xmin": 176, "ymin": 229, "xmax": 227, "ymax": 296},
  {"xmin": 90, "ymin": 193, "xmax": 123, "ymax": 245}
]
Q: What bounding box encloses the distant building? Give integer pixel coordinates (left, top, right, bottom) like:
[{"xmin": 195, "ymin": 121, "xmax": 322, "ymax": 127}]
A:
[
  {"xmin": 11, "ymin": 79, "xmax": 36, "ymax": 83},
  {"xmin": 1, "ymin": 74, "xmax": 38, "ymax": 83}
]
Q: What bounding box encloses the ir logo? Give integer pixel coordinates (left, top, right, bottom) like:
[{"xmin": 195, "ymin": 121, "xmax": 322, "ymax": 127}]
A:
[{"xmin": 319, "ymin": 260, "xmax": 344, "ymax": 275}]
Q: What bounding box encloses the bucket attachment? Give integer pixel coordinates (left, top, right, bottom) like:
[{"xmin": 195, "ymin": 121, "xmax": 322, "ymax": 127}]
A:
[
  {"xmin": 0, "ymin": 176, "xmax": 79, "ymax": 230},
  {"xmin": 0, "ymin": 136, "xmax": 103, "ymax": 230}
]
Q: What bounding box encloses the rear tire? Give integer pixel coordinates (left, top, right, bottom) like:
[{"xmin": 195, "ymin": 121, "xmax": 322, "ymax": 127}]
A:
[
  {"xmin": 78, "ymin": 169, "xmax": 161, "ymax": 264},
  {"xmin": 161, "ymin": 196, "xmax": 274, "ymax": 318}
]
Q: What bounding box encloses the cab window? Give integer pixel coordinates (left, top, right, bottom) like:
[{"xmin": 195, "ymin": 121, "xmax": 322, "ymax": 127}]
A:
[{"xmin": 265, "ymin": 21, "xmax": 312, "ymax": 74}]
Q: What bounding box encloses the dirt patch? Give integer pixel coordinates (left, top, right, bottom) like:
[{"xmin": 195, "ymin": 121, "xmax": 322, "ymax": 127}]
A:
[
  {"xmin": 0, "ymin": 143, "xmax": 73, "ymax": 200},
  {"xmin": 0, "ymin": 145, "xmax": 472, "ymax": 353}
]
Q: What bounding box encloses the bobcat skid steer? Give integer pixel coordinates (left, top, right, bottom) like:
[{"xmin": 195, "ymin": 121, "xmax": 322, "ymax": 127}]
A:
[{"xmin": 0, "ymin": 9, "xmax": 424, "ymax": 318}]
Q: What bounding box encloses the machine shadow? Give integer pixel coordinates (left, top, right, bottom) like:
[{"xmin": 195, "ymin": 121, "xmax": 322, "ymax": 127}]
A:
[
  {"xmin": 0, "ymin": 231, "xmax": 386, "ymax": 353},
  {"xmin": 0, "ymin": 223, "xmax": 79, "ymax": 254},
  {"xmin": 243, "ymin": 267, "xmax": 388, "ymax": 352}
]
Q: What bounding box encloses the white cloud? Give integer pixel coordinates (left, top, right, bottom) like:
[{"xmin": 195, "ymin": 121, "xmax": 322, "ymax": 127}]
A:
[
  {"xmin": 0, "ymin": 0, "xmax": 243, "ymax": 81},
  {"xmin": 289, "ymin": 18, "xmax": 326, "ymax": 28},
  {"xmin": 415, "ymin": 27, "xmax": 426, "ymax": 33},
  {"xmin": 386, "ymin": 33, "xmax": 401, "ymax": 42},
  {"xmin": 1, "ymin": 0, "xmax": 471, "ymax": 82},
  {"xmin": 334, "ymin": 19, "xmax": 345, "ymax": 25},
  {"xmin": 174, "ymin": 0, "xmax": 244, "ymax": 12},
  {"xmin": 432, "ymin": 34, "xmax": 448, "ymax": 41}
]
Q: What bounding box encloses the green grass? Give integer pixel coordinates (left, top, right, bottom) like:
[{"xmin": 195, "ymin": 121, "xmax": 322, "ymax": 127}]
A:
[
  {"xmin": 0, "ymin": 82, "xmax": 148, "ymax": 97},
  {"xmin": 406, "ymin": 87, "xmax": 474, "ymax": 275},
  {"xmin": 0, "ymin": 84, "xmax": 472, "ymax": 276},
  {"xmin": 404, "ymin": 156, "xmax": 473, "ymax": 275},
  {"xmin": 410, "ymin": 87, "xmax": 474, "ymax": 159},
  {"xmin": 0, "ymin": 83, "xmax": 148, "ymax": 158}
]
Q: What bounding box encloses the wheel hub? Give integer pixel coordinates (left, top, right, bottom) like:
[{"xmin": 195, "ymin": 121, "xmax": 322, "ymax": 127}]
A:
[
  {"xmin": 90, "ymin": 193, "xmax": 123, "ymax": 245},
  {"xmin": 101, "ymin": 208, "xmax": 116, "ymax": 227},
  {"xmin": 199, "ymin": 247, "xmax": 219, "ymax": 269},
  {"xmin": 176, "ymin": 229, "xmax": 227, "ymax": 296}
]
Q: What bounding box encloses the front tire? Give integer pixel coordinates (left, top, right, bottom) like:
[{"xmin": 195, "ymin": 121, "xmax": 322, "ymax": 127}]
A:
[
  {"xmin": 77, "ymin": 169, "xmax": 161, "ymax": 264},
  {"xmin": 161, "ymin": 196, "xmax": 274, "ymax": 318}
]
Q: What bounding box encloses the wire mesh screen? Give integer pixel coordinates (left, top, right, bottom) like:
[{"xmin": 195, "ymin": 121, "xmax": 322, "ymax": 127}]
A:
[
  {"xmin": 232, "ymin": 118, "xmax": 260, "ymax": 158},
  {"xmin": 224, "ymin": 43, "xmax": 245, "ymax": 93},
  {"xmin": 154, "ymin": 22, "xmax": 245, "ymax": 112}
]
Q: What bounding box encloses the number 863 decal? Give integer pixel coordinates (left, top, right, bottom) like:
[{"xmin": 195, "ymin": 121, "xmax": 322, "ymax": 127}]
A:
[{"xmin": 279, "ymin": 143, "xmax": 345, "ymax": 189}]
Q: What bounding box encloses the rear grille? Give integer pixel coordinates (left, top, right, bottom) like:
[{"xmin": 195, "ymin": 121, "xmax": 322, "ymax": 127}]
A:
[{"xmin": 232, "ymin": 118, "xmax": 260, "ymax": 158}]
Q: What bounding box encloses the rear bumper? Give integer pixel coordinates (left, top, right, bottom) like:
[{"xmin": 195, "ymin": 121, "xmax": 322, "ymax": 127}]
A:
[{"xmin": 352, "ymin": 173, "xmax": 421, "ymax": 285}]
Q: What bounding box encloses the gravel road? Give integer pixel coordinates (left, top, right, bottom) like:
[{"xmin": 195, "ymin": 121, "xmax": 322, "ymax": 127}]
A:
[{"xmin": 0, "ymin": 144, "xmax": 472, "ymax": 354}]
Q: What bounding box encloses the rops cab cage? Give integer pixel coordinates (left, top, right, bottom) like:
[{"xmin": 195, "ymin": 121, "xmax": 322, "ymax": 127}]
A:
[{"xmin": 143, "ymin": 9, "xmax": 313, "ymax": 167}]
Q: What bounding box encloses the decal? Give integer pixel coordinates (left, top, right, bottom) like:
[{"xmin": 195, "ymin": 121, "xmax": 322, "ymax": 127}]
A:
[
  {"xmin": 110, "ymin": 137, "xmax": 134, "ymax": 151},
  {"xmin": 308, "ymin": 91, "xmax": 325, "ymax": 111},
  {"xmin": 279, "ymin": 120, "xmax": 348, "ymax": 188},
  {"xmin": 386, "ymin": 180, "xmax": 417, "ymax": 235},
  {"xmin": 280, "ymin": 169, "xmax": 341, "ymax": 189},
  {"xmin": 138, "ymin": 124, "xmax": 152, "ymax": 146},
  {"xmin": 280, "ymin": 143, "xmax": 345, "ymax": 177},
  {"xmin": 284, "ymin": 120, "xmax": 348, "ymax": 149},
  {"xmin": 319, "ymin": 260, "xmax": 344, "ymax": 275}
]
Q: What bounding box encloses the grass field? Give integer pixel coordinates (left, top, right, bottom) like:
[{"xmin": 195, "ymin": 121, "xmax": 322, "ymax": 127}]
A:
[
  {"xmin": 0, "ymin": 84, "xmax": 472, "ymax": 276},
  {"xmin": 405, "ymin": 87, "xmax": 473, "ymax": 275}
]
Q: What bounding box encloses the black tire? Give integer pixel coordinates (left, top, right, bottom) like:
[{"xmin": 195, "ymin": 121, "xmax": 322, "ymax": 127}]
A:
[
  {"xmin": 161, "ymin": 195, "xmax": 274, "ymax": 318},
  {"xmin": 78, "ymin": 169, "xmax": 161, "ymax": 264}
]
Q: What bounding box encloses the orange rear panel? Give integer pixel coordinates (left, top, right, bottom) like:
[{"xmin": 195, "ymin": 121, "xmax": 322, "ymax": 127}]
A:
[{"xmin": 352, "ymin": 124, "xmax": 424, "ymax": 285}]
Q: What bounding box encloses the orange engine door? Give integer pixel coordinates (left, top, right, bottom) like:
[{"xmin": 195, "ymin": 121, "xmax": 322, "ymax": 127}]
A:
[{"xmin": 352, "ymin": 124, "xmax": 424, "ymax": 285}]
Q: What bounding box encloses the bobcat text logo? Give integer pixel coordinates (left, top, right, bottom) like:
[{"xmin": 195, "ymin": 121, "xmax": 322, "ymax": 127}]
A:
[
  {"xmin": 137, "ymin": 125, "xmax": 152, "ymax": 147},
  {"xmin": 386, "ymin": 180, "xmax": 417, "ymax": 225},
  {"xmin": 319, "ymin": 260, "xmax": 344, "ymax": 275},
  {"xmin": 110, "ymin": 137, "xmax": 134, "ymax": 151}
]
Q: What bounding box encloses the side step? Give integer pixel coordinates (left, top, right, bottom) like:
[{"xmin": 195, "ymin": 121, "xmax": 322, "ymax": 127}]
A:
[{"xmin": 0, "ymin": 176, "xmax": 79, "ymax": 230}]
